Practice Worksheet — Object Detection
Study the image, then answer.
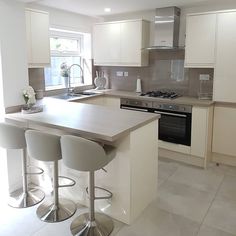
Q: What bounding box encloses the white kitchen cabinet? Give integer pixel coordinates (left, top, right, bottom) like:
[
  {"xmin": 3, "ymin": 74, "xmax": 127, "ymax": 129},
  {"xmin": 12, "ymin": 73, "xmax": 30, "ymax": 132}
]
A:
[
  {"xmin": 76, "ymin": 96, "xmax": 120, "ymax": 108},
  {"xmin": 185, "ymin": 13, "xmax": 216, "ymax": 68},
  {"xmin": 213, "ymin": 11, "xmax": 236, "ymax": 103},
  {"xmin": 25, "ymin": 8, "xmax": 50, "ymax": 68},
  {"xmin": 93, "ymin": 23, "xmax": 121, "ymax": 65},
  {"xmin": 191, "ymin": 106, "xmax": 213, "ymax": 159},
  {"xmin": 77, "ymin": 96, "xmax": 104, "ymax": 105},
  {"xmin": 103, "ymin": 97, "xmax": 120, "ymax": 108},
  {"xmin": 93, "ymin": 20, "xmax": 149, "ymax": 66},
  {"xmin": 212, "ymin": 105, "xmax": 236, "ymax": 158}
]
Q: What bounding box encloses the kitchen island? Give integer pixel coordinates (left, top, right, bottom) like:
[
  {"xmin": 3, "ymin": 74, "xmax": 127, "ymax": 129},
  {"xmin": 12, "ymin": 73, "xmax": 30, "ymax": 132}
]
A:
[{"xmin": 6, "ymin": 98, "xmax": 160, "ymax": 224}]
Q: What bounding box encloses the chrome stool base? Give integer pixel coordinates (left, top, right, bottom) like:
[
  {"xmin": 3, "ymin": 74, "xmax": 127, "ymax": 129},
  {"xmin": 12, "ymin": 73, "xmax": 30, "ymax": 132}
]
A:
[
  {"xmin": 71, "ymin": 213, "xmax": 114, "ymax": 236},
  {"xmin": 8, "ymin": 187, "xmax": 45, "ymax": 208},
  {"xmin": 37, "ymin": 198, "xmax": 76, "ymax": 223}
]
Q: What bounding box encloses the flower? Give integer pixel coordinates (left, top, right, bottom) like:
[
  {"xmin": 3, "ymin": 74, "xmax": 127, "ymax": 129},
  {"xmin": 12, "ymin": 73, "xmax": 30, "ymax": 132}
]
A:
[
  {"xmin": 22, "ymin": 86, "xmax": 36, "ymax": 105},
  {"xmin": 60, "ymin": 62, "xmax": 69, "ymax": 77}
]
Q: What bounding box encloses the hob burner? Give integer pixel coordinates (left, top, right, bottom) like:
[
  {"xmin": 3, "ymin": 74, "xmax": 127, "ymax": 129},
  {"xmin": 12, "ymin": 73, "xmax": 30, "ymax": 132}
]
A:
[{"xmin": 140, "ymin": 90, "xmax": 180, "ymax": 99}]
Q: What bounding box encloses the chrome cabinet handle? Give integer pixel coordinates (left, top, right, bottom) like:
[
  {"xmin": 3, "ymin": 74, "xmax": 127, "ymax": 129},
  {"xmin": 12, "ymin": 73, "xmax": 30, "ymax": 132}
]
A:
[
  {"xmin": 121, "ymin": 106, "xmax": 148, "ymax": 112},
  {"xmin": 154, "ymin": 110, "xmax": 187, "ymax": 118}
]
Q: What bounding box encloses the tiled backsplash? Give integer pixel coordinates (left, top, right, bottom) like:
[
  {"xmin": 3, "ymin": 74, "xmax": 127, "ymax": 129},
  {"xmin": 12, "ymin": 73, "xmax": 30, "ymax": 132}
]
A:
[
  {"xmin": 29, "ymin": 51, "xmax": 214, "ymax": 98},
  {"xmin": 95, "ymin": 50, "xmax": 214, "ymax": 97}
]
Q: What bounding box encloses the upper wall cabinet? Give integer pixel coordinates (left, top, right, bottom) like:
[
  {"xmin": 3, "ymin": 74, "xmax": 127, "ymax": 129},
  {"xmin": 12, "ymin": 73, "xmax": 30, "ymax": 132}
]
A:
[
  {"xmin": 185, "ymin": 13, "xmax": 217, "ymax": 68},
  {"xmin": 25, "ymin": 9, "xmax": 50, "ymax": 68},
  {"xmin": 213, "ymin": 11, "xmax": 236, "ymax": 103},
  {"xmin": 93, "ymin": 19, "xmax": 150, "ymax": 67}
]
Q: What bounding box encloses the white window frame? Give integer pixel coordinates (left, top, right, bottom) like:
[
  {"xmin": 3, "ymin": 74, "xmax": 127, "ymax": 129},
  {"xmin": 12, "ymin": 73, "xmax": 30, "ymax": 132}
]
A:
[{"xmin": 45, "ymin": 28, "xmax": 92, "ymax": 91}]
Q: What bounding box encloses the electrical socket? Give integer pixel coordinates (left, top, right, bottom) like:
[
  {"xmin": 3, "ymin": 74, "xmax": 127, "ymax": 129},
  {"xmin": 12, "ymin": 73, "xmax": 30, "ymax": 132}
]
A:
[
  {"xmin": 124, "ymin": 72, "xmax": 129, "ymax": 77},
  {"xmin": 199, "ymin": 74, "xmax": 210, "ymax": 81},
  {"xmin": 116, "ymin": 71, "xmax": 123, "ymax": 77}
]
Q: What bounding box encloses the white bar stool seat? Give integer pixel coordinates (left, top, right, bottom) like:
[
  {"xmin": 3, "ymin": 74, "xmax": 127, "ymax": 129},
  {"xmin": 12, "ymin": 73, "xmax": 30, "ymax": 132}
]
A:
[
  {"xmin": 0, "ymin": 122, "xmax": 45, "ymax": 208},
  {"xmin": 61, "ymin": 135, "xmax": 116, "ymax": 236},
  {"xmin": 25, "ymin": 130, "xmax": 76, "ymax": 223}
]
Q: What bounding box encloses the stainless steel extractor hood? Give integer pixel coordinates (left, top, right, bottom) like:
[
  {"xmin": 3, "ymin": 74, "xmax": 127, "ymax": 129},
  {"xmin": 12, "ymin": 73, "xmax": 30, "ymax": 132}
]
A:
[{"xmin": 147, "ymin": 7, "xmax": 183, "ymax": 50}]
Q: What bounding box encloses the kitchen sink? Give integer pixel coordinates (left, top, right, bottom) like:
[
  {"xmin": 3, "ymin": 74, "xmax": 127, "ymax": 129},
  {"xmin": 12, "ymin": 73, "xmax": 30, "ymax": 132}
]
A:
[
  {"xmin": 53, "ymin": 94, "xmax": 83, "ymax": 100},
  {"xmin": 73, "ymin": 91, "xmax": 97, "ymax": 96},
  {"xmin": 53, "ymin": 92, "xmax": 97, "ymax": 100}
]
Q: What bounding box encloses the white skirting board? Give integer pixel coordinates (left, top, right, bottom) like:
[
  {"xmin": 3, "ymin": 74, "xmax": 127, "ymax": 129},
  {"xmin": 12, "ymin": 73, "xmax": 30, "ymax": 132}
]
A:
[{"xmin": 159, "ymin": 148, "xmax": 206, "ymax": 168}]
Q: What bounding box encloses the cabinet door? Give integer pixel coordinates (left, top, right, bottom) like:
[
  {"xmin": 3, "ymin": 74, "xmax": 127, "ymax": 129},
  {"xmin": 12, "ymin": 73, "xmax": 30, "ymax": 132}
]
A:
[
  {"xmin": 191, "ymin": 107, "xmax": 208, "ymax": 158},
  {"xmin": 120, "ymin": 21, "xmax": 141, "ymax": 65},
  {"xmin": 76, "ymin": 97, "xmax": 104, "ymax": 105},
  {"xmin": 93, "ymin": 23, "xmax": 121, "ymax": 65},
  {"xmin": 26, "ymin": 9, "xmax": 50, "ymax": 67},
  {"xmin": 103, "ymin": 97, "xmax": 120, "ymax": 108},
  {"xmin": 212, "ymin": 106, "xmax": 236, "ymax": 156},
  {"xmin": 185, "ymin": 13, "xmax": 216, "ymax": 68},
  {"xmin": 213, "ymin": 12, "xmax": 236, "ymax": 103}
]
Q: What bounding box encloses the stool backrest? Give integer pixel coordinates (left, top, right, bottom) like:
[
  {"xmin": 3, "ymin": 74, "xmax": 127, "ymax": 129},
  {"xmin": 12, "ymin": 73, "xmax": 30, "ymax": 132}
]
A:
[
  {"xmin": 0, "ymin": 122, "xmax": 26, "ymax": 149},
  {"xmin": 25, "ymin": 130, "xmax": 61, "ymax": 162},
  {"xmin": 61, "ymin": 135, "xmax": 109, "ymax": 172}
]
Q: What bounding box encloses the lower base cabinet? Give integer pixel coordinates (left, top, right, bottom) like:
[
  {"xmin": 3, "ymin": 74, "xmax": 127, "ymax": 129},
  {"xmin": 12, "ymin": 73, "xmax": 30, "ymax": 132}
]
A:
[
  {"xmin": 212, "ymin": 105, "xmax": 236, "ymax": 166},
  {"xmin": 77, "ymin": 96, "xmax": 120, "ymax": 108}
]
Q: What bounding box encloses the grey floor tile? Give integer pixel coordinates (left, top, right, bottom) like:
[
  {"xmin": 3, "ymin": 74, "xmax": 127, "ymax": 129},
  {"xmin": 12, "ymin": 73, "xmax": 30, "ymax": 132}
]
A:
[
  {"xmin": 204, "ymin": 198, "xmax": 236, "ymax": 235},
  {"xmin": 168, "ymin": 165, "xmax": 224, "ymax": 193},
  {"xmin": 158, "ymin": 180, "xmax": 215, "ymax": 222},
  {"xmin": 115, "ymin": 202, "xmax": 200, "ymax": 236},
  {"xmin": 0, "ymin": 204, "xmax": 45, "ymax": 236},
  {"xmin": 197, "ymin": 225, "xmax": 235, "ymax": 236},
  {"xmin": 158, "ymin": 159, "xmax": 179, "ymax": 180},
  {"xmin": 208, "ymin": 162, "xmax": 236, "ymax": 177},
  {"xmin": 216, "ymin": 175, "xmax": 236, "ymax": 202}
]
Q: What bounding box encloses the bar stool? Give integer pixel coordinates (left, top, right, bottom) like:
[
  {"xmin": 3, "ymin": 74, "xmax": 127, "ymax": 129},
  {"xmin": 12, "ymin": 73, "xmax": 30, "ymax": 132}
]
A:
[
  {"xmin": 0, "ymin": 122, "xmax": 45, "ymax": 208},
  {"xmin": 25, "ymin": 130, "xmax": 77, "ymax": 223},
  {"xmin": 60, "ymin": 135, "xmax": 116, "ymax": 236}
]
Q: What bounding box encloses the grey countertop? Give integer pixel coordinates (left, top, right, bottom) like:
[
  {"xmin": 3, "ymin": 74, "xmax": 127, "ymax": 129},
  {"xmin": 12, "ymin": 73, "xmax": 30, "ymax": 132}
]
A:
[
  {"xmin": 6, "ymin": 97, "xmax": 159, "ymax": 142},
  {"xmin": 46, "ymin": 89, "xmax": 214, "ymax": 107},
  {"xmin": 102, "ymin": 90, "xmax": 214, "ymax": 107}
]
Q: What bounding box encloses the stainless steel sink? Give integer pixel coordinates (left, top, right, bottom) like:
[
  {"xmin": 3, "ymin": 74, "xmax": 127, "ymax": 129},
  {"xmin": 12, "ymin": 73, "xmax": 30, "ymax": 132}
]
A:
[
  {"xmin": 73, "ymin": 91, "xmax": 97, "ymax": 96},
  {"xmin": 53, "ymin": 92, "xmax": 97, "ymax": 100},
  {"xmin": 53, "ymin": 94, "xmax": 83, "ymax": 100}
]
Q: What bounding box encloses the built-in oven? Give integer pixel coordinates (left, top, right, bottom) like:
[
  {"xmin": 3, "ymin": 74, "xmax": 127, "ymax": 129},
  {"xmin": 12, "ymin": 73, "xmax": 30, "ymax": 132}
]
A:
[
  {"xmin": 152, "ymin": 102, "xmax": 192, "ymax": 146},
  {"xmin": 120, "ymin": 98, "xmax": 192, "ymax": 146}
]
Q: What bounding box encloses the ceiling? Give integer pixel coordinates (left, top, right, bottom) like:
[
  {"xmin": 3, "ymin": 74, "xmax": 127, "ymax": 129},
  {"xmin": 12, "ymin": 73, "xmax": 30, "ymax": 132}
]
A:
[{"xmin": 18, "ymin": 0, "xmax": 235, "ymax": 17}]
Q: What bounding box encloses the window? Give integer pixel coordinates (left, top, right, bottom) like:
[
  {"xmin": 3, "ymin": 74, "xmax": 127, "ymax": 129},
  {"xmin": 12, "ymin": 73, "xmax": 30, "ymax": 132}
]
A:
[{"xmin": 45, "ymin": 28, "xmax": 92, "ymax": 91}]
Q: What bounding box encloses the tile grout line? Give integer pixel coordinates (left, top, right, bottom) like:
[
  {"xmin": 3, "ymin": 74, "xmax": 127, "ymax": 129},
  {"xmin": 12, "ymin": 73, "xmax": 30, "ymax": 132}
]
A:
[
  {"xmin": 194, "ymin": 171, "xmax": 226, "ymax": 236},
  {"xmin": 158, "ymin": 165, "xmax": 179, "ymax": 188}
]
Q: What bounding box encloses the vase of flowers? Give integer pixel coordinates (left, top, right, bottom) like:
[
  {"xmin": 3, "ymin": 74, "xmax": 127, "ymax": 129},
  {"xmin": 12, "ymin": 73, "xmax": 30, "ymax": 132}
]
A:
[
  {"xmin": 22, "ymin": 86, "xmax": 36, "ymax": 110},
  {"xmin": 60, "ymin": 62, "xmax": 69, "ymax": 88}
]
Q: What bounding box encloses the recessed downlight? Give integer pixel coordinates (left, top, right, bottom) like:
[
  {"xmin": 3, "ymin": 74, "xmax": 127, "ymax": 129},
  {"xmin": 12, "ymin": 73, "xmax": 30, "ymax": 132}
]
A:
[{"xmin": 104, "ymin": 8, "xmax": 111, "ymax": 12}]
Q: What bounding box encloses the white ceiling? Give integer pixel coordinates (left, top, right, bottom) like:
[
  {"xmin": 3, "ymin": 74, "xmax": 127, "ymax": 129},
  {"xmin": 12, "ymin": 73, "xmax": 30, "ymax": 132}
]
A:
[{"xmin": 18, "ymin": 0, "xmax": 236, "ymax": 17}]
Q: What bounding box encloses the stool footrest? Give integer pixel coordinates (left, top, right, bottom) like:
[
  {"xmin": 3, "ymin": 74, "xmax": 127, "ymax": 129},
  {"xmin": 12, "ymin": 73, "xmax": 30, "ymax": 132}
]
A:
[
  {"xmin": 86, "ymin": 186, "xmax": 113, "ymax": 200},
  {"xmin": 58, "ymin": 176, "xmax": 76, "ymax": 188},
  {"xmin": 26, "ymin": 165, "xmax": 44, "ymax": 175}
]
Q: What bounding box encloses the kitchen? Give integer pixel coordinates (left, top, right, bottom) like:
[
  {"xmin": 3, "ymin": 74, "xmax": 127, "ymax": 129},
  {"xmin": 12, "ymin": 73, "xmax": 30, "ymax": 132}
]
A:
[{"xmin": 1, "ymin": 0, "xmax": 236, "ymax": 235}]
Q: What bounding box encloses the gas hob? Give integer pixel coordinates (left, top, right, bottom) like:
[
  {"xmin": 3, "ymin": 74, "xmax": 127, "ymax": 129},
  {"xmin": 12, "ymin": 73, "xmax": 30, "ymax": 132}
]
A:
[{"xmin": 140, "ymin": 90, "xmax": 181, "ymax": 99}]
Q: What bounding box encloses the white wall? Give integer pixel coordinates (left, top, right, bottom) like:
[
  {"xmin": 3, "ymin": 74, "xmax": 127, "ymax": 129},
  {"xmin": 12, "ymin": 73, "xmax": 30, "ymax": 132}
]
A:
[
  {"xmin": 104, "ymin": 3, "xmax": 236, "ymax": 47},
  {"xmin": 0, "ymin": 0, "xmax": 28, "ymax": 109},
  {"xmin": 26, "ymin": 3, "xmax": 101, "ymax": 33}
]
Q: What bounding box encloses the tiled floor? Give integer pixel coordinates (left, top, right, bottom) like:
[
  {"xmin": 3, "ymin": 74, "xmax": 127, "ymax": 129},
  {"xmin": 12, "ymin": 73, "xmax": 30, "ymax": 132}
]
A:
[{"xmin": 1, "ymin": 158, "xmax": 236, "ymax": 236}]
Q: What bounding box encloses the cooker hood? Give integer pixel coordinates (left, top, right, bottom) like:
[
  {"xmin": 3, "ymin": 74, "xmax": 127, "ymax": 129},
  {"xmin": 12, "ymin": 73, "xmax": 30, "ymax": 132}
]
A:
[{"xmin": 147, "ymin": 7, "xmax": 183, "ymax": 50}]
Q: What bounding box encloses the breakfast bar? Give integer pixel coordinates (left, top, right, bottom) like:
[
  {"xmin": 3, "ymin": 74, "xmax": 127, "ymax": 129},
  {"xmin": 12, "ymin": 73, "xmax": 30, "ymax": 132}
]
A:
[{"xmin": 6, "ymin": 98, "xmax": 160, "ymax": 224}]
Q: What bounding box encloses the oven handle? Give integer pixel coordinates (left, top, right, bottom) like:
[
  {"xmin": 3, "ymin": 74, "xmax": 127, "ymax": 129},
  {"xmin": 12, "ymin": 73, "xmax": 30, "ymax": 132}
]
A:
[
  {"xmin": 154, "ymin": 110, "xmax": 187, "ymax": 118},
  {"xmin": 121, "ymin": 106, "xmax": 149, "ymax": 112}
]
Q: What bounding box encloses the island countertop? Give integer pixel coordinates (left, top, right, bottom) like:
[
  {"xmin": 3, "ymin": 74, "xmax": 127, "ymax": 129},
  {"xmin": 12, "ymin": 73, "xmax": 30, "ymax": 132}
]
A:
[{"xmin": 5, "ymin": 98, "xmax": 160, "ymax": 142}]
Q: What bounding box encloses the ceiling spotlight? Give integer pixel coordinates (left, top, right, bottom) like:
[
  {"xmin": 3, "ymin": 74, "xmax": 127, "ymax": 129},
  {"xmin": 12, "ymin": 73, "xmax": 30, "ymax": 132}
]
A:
[{"xmin": 104, "ymin": 8, "xmax": 111, "ymax": 12}]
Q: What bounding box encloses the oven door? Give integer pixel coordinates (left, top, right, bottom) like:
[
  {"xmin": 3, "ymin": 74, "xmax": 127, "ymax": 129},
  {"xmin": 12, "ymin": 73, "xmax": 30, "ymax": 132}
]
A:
[{"xmin": 153, "ymin": 109, "xmax": 192, "ymax": 146}]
